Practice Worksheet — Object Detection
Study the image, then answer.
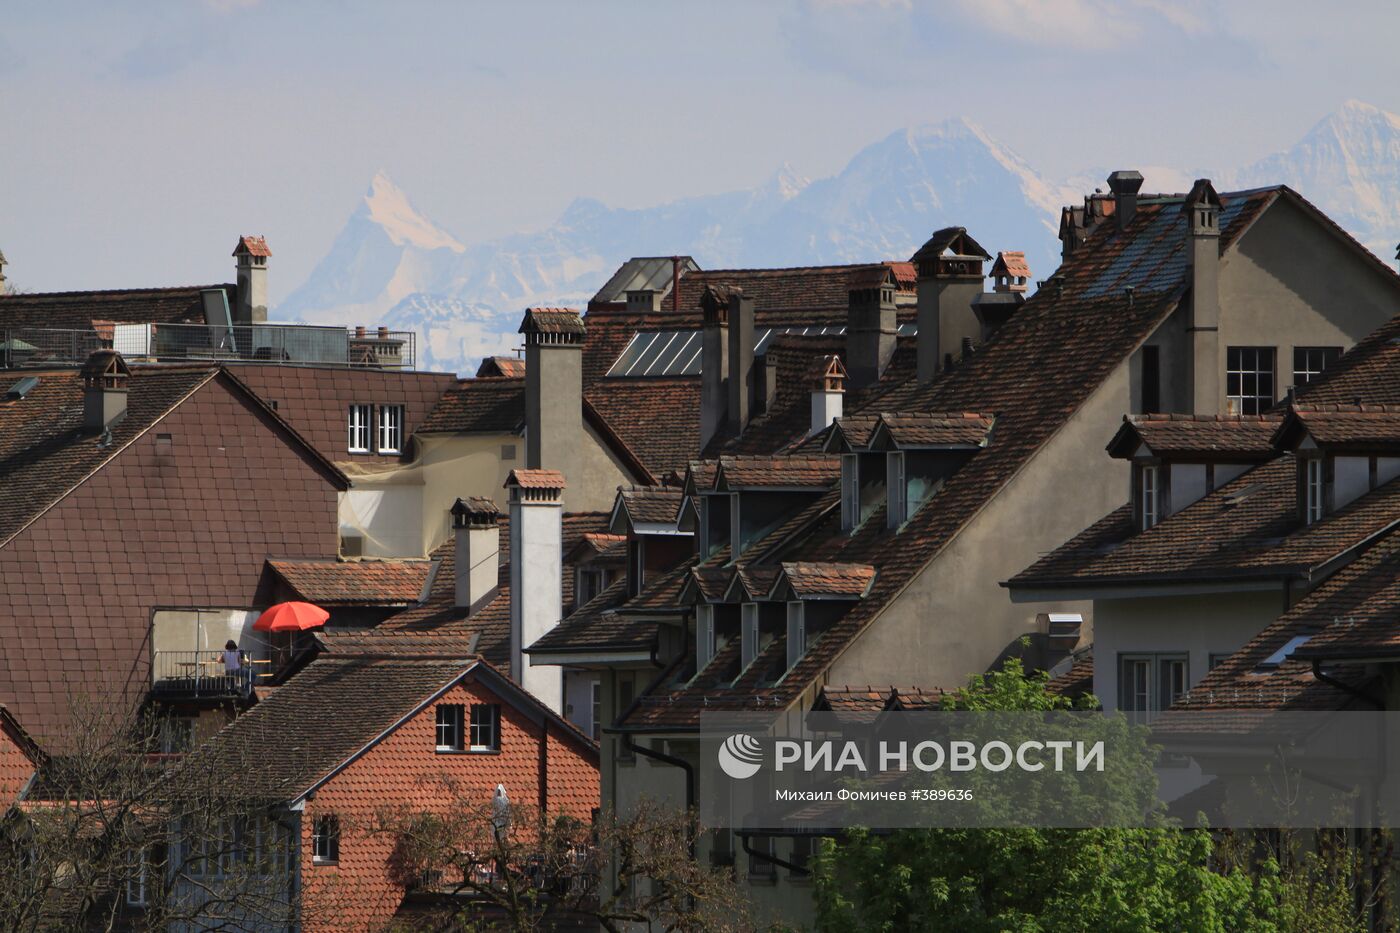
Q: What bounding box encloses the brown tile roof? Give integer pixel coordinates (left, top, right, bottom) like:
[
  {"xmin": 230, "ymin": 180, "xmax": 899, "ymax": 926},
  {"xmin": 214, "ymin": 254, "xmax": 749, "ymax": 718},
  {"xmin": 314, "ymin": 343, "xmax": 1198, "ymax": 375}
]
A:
[
  {"xmin": 1168, "ymin": 536, "xmax": 1400, "ymax": 713},
  {"xmin": 475, "ymin": 356, "xmax": 526, "ymax": 378},
  {"xmin": 779, "ymin": 561, "xmax": 876, "ymax": 598},
  {"xmin": 520, "ymin": 308, "xmax": 585, "ymax": 336},
  {"xmin": 617, "ymin": 486, "xmax": 684, "ymax": 526},
  {"xmin": 1278, "ymin": 405, "xmax": 1400, "ymax": 451},
  {"xmin": 0, "ymin": 284, "xmax": 234, "ymax": 333},
  {"xmin": 671, "ymin": 262, "xmax": 917, "ymax": 313},
  {"xmin": 875, "ymin": 412, "xmax": 996, "ymax": 448},
  {"xmin": 567, "ymin": 532, "xmax": 628, "ymax": 562},
  {"xmin": 585, "ymin": 377, "xmax": 700, "ymax": 478},
  {"xmin": 1295, "ymin": 312, "xmax": 1400, "ymax": 407},
  {"xmin": 1106, "ymin": 413, "xmax": 1282, "ymax": 460},
  {"xmin": 1046, "ymin": 650, "xmax": 1095, "ymax": 701},
  {"xmin": 993, "ymin": 251, "xmax": 1031, "ymax": 279},
  {"xmin": 417, "ymin": 377, "xmax": 524, "ymax": 434},
  {"xmin": 233, "ymin": 235, "xmax": 271, "ymax": 257},
  {"xmin": 1012, "ymin": 457, "xmax": 1400, "ymax": 589},
  {"xmin": 713, "ymin": 455, "xmax": 840, "ymax": 489},
  {"xmin": 267, "ymin": 559, "xmax": 432, "ymax": 606},
  {"xmin": 506, "ymin": 468, "xmax": 566, "ymax": 490}
]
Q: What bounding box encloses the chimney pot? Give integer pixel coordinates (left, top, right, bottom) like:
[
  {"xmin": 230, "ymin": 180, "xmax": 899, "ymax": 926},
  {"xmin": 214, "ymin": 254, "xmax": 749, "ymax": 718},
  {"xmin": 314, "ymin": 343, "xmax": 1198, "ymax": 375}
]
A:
[
  {"xmin": 912, "ymin": 229, "xmax": 988, "ymax": 383},
  {"xmin": 808, "ymin": 355, "xmax": 846, "ymax": 437},
  {"xmin": 519, "ymin": 308, "xmax": 585, "ymax": 473},
  {"xmin": 1106, "ymin": 171, "xmax": 1144, "ymax": 232},
  {"xmin": 961, "ymin": 336, "xmax": 974, "ymax": 357},
  {"xmin": 355, "ymin": 325, "xmax": 366, "ymax": 338},
  {"xmin": 452, "ymin": 497, "xmax": 500, "ymax": 612},
  {"xmin": 845, "ymin": 268, "xmax": 897, "ymax": 389},
  {"xmin": 231, "ymin": 236, "xmax": 270, "ymax": 324},
  {"xmin": 505, "ymin": 469, "xmax": 566, "ymax": 713},
  {"xmin": 377, "ymin": 325, "xmax": 389, "ymax": 339},
  {"xmin": 81, "ymin": 349, "xmax": 130, "ymax": 433}
]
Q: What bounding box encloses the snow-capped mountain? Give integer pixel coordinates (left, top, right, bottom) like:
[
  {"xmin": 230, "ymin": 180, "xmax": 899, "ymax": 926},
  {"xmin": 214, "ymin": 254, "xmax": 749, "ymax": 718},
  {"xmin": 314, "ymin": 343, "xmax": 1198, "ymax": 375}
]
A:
[
  {"xmin": 279, "ymin": 103, "xmax": 1400, "ymax": 376},
  {"xmin": 1232, "ymin": 100, "xmax": 1400, "ymax": 260}
]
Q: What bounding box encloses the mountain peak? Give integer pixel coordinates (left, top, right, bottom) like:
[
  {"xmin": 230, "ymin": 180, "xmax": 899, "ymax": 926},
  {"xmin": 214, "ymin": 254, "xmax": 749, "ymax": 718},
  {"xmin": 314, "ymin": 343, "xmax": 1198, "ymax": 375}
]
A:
[
  {"xmin": 768, "ymin": 162, "xmax": 810, "ymax": 200},
  {"xmin": 362, "ymin": 171, "xmax": 465, "ymax": 253}
]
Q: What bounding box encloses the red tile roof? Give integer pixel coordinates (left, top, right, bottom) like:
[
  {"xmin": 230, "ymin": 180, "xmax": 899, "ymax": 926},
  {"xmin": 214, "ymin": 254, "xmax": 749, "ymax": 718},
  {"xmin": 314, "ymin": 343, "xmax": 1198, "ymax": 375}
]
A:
[
  {"xmin": 417, "ymin": 377, "xmax": 524, "ymax": 434},
  {"xmin": 1278, "ymin": 405, "xmax": 1400, "ymax": 450},
  {"xmin": 616, "ymin": 486, "xmax": 684, "ymax": 526},
  {"xmin": 267, "ymin": 559, "xmax": 431, "ymax": 606},
  {"xmin": 671, "ymin": 263, "xmax": 917, "ymax": 313},
  {"xmin": 779, "ymin": 561, "xmax": 876, "ymax": 598},
  {"xmin": 1046, "ymin": 650, "xmax": 1095, "ymax": 701},
  {"xmin": 475, "ymin": 356, "xmax": 526, "ymax": 378},
  {"xmin": 993, "ymin": 251, "xmax": 1031, "ymax": 279},
  {"xmin": 232, "ymin": 235, "xmax": 271, "ymax": 257},
  {"xmin": 506, "ymin": 468, "xmax": 566, "ymax": 490},
  {"xmin": 713, "ymin": 455, "xmax": 841, "ymax": 489},
  {"xmin": 1107, "ymin": 413, "xmax": 1281, "ymax": 460}
]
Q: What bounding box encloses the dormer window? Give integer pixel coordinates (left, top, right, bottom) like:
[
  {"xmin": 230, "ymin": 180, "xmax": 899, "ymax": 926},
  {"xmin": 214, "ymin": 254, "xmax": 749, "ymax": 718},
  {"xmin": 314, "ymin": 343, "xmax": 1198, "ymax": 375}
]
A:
[
  {"xmin": 741, "ymin": 603, "xmax": 759, "ymax": 669},
  {"xmin": 696, "ymin": 605, "xmax": 716, "ymax": 668},
  {"xmin": 627, "ymin": 539, "xmax": 646, "ymax": 596},
  {"xmin": 1140, "ymin": 465, "xmax": 1160, "ymax": 529},
  {"xmin": 840, "ymin": 452, "xmax": 886, "ymax": 531},
  {"xmin": 785, "ymin": 602, "xmax": 805, "ymax": 668},
  {"xmin": 700, "ymin": 494, "xmax": 732, "ymax": 559},
  {"xmin": 1305, "ymin": 457, "xmax": 1324, "ymax": 524}
]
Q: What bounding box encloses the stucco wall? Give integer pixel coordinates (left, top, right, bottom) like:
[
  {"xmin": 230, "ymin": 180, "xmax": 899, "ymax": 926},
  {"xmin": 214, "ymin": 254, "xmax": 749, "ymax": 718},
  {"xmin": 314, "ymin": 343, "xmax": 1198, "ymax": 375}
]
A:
[
  {"xmin": 826, "ymin": 360, "xmax": 1136, "ymax": 689},
  {"xmin": 299, "ymin": 678, "xmax": 599, "ymax": 933},
  {"xmin": 1092, "ymin": 589, "xmax": 1285, "ymax": 711}
]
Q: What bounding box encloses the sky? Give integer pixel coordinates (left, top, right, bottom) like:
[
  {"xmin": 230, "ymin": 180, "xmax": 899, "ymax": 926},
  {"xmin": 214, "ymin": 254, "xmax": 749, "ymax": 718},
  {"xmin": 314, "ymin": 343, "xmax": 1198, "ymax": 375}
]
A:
[{"xmin": 4, "ymin": 0, "xmax": 1400, "ymax": 304}]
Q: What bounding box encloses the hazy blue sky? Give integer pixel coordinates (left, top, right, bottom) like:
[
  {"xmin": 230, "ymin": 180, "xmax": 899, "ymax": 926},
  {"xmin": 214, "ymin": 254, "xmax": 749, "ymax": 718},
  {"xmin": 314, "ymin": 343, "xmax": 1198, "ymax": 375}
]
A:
[{"xmin": 4, "ymin": 0, "xmax": 1399, "ymax": 301}]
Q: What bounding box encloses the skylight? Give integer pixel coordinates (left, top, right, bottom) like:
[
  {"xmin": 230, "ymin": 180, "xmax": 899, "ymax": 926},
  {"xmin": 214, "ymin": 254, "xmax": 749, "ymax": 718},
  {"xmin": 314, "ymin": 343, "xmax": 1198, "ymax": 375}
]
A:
[
  {"xmin": 1259, "ymin": 634, "xmax": 1311, "ymax": 669},
  {"xmin": 606, "ymin": 323, "xmax": 917, "ymax": 377}
]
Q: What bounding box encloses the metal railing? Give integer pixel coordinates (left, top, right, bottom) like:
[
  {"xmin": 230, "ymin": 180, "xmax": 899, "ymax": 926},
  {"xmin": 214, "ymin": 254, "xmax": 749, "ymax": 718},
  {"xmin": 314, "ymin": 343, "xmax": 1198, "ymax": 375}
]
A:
[
  {"xmin": 151, "ymin": 651, "xmax": 272, "ymax": 698},
  {"xmin": 1, "ymin": 323, "xmax": 416, "ymax": 370}
]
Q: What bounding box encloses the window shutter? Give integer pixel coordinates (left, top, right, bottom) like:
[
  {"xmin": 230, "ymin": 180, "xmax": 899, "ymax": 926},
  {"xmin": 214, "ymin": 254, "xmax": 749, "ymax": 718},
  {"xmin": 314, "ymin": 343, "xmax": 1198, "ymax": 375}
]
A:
[
  {"xmin": 786, "ymin": 601, "xmax": 805, "ymax": 669},
  {"xmin": 841, "ymin": 455, "xmax": 857, "ymax": 531},
  {"xmin": 696, "ymin": 605, "xmax": 714, "ymax": 668},
  {"xmin": 887, "ymin": 452, "xmax": 906, "ymax": 529},
  {"xmin": 741, "ymin": 603, "xmax": 758, "ymax": 668}
]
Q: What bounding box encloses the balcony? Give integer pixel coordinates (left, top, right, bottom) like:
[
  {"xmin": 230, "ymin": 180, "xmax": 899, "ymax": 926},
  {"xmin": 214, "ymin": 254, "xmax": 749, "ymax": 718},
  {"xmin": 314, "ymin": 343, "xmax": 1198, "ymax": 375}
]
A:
[
  {"xmin": 0, "ymin": 322, "xmax": 416, "ymax": 370},
  {"xmin": 151, "ymin": 651, "xmax": 273, "ymax": 699}
]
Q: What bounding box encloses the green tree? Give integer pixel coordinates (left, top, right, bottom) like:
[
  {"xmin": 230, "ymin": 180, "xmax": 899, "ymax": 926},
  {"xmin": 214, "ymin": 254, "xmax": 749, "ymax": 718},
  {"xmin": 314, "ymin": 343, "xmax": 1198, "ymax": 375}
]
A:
[{"xmin": 812, "ymin": 658, "xmax": 1376, "ymax": 933}]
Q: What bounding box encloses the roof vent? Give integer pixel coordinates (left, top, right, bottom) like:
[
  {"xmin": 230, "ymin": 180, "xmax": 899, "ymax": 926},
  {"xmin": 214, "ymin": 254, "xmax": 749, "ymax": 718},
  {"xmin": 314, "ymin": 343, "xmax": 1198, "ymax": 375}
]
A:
[
  {"xmin": 4, "ymin": 376, "xmax": 38, "ymax": 400},
  {"xmin": 1106, "ymin": 170, "xmax": 1144, "ymax": 231}
]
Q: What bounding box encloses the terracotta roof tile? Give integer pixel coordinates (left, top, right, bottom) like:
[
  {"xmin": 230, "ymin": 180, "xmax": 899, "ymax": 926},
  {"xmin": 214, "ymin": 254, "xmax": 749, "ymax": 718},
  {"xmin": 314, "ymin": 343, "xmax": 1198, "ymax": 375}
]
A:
[
  {"xmin": 475, "ymin": 356, "xmax": 526, "ymax": 378},
  {"xmin": 672, "ymin": 263, "xmax": 917, "ymax": 313},
  {"xmin": 617, "ymin": 486, "xmax": 684, "ymax": 526},
  {"xmin": 1282, "ymin": 405, "xmax": 1400, "ymax": 450},
  {"xmin": 1046, "ymin": 650, "xmax": 1095, "ymax": 701},
  {"xmin": 779, "ymin": 561, "xmax": 876, "ymax": 598},
  {"xmin": 506, "ymin": 468, "xmax": 565, "ymax": 490},
  {"xmin": 876, "ymin": 411, "xmax": 996, "ymax": 448},
  {"xmin": 1108, "ymin": 413, "xmax": 1281, "ymax": 460},
  {"xmin": 714, "ymin": 455, "xmax": 840, "ymax": 489},
  {"xmin": 417, "ymin": 377, "xmax": 524, "ymax": 434},
  {"xmin": 520, "ymin": 308, "xmax": 585, "ymax": 336},
  {"xmin": 992, "ymin": 251, "xmax": 1031, "ymax": 279},
  {"xmin": 267, "ymin": 559, "xmax": 431, "ymax": 606},
  {"xmin": 233, "ymin": 235, "xmax": 271, "ymax": 257}
]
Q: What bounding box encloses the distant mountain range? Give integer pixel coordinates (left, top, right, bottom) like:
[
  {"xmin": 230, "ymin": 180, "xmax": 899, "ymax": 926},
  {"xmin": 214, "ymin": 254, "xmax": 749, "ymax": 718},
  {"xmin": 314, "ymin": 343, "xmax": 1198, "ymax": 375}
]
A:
[{"xmin": 278, "ymin": 101, "xmax": 1400, "ymax": 375}]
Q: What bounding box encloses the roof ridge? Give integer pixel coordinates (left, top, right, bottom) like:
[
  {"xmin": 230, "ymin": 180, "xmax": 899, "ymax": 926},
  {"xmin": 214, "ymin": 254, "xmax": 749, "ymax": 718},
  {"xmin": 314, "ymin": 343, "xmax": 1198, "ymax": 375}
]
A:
[{"xmin": 0, "ymin": 283, "xmax": 234, "ymax": 299}]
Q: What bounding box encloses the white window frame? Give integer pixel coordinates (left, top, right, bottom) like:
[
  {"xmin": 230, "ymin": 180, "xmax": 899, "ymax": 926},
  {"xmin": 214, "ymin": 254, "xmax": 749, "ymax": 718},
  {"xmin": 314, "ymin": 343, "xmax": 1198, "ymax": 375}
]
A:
[
  {"xmin": 1140, "ymin": 465, "xmax": 1160, "ymax": 529},
  {"xmin": 1305, "ymin": 457, "xmax": 1325, "ymax": 524},
  {"xmin": 435, "ymin": 704, "xmax": 465, "ymax": 751},
  {"xmin": 1292, "ymin": 346, "xmax": 1341, "ymax": 388},
  {"xmin": 347, "ymin": 404, "xmax": 371, "ymax": 453},
  {"xmin": 377, "ymin": 403, "xmax": 404, "ymax": 454},
  {"xmin": 886, "ymin": 451, "xmax": 907, "ymax": 529},
  {"xmin": 469, "ymin": 703, "xmax": 500, "ymax": 751},
  {"xmin": 126, "ymin": 848, "xmax": 149, "ymax": 907},
  {"xmin": 740, "ymin": 603, "xmax": 759, "ymax": 669},
  {"xmin": 1226, "ymin": 347, "xmax": 1275, "ymax": 416},
  {"xmin": 1118, "ymin": 653, "xmax": 1188, "ymax": 722},
  {"xmin": 312, "ymin": 814, "xmax": 339, "ymax": 863},
  {"xmin": 786, "ymin": 601, "xmax": 806, "ymax": 669},
  {"xmin": 696, "ymin": 604, "xmax": 716, "ymax": 669}
]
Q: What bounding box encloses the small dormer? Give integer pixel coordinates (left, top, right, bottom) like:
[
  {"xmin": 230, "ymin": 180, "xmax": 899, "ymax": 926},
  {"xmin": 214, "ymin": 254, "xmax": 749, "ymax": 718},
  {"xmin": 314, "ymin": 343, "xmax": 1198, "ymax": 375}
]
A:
[
  {"xmin": 824, "ymin": 416, "xmax": 884, "ymax": 532},
  {"xmin": 868, "ymin": 412, "xmax": 994, "ymax": 529},
  {"xmin": 1107, "ymin": 414, "xmax": 1280, "ymax": 531},
  {"xmin": 1273, "ymin": 405, "xmax": 1400, "ymax": 524},
  {"xmin": 608, "ymin": 485, "xmax": 689, "ymax": 596},
  {"xmin": 712, "ymin": 456, "xmax": 840, "ymax": 558}
]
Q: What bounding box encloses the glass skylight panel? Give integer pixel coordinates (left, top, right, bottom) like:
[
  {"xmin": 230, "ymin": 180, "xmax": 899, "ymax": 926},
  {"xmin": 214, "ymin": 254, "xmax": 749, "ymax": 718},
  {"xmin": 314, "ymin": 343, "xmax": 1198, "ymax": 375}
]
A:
[{"xmin": 1259, "ymin": 634, "xmax": 1312, "ymax": 668}]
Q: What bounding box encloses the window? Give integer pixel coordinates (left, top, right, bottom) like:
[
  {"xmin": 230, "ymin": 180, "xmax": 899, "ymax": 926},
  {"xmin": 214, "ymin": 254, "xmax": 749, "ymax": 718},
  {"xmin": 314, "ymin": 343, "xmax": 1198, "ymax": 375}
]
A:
[
  {"xmin": 1226, "ymin": 347, "xmax": 1275, "ymax": 415},
  {"xmin": 377, "ymin": 404, "xmax": 404, "ymax": 453},
  {"xmin": 785, "ymin": 601, "xmax": 806, "ymax": 669},
  {"xmin": 1140, "ymin": 465, "xmax": 1160, "ymax": 530},
  {"xmin": 501, "ymin": 443, "xmax": 517, "ymax": 461},
  {"xmin": 347, "ymin": 404, "xmax": 371, "ymax": 453},
  {"xmin": 1293, "ymin": 347, "xmax": 1341, "ymax": 388},
  {"xmin": 1305, "ymin": 457, "xmax": 1325, "ymax": 524},
  {"xmin": 126, "ymin": 848, "xmax": 149, "ymax": 907},
  {"xmin": 577, "ymin": 567, "xmax": 606, "ymax": 606},
  {"xmin": 1141, "ymin": 345, "xmax": 1161, "ymax": 414},
  {"xmin": 436, "ymin": 704, "xmax": 465, "ymax": 751},
  {"xmin": 312, "ymin": 815, "xmax": 339, "ymax": 863},
  {"xmin": 1118, "ymin": 654, "xmax": 1188, "ymax": 721},
  {"xmin": 627, "ymin": 540, "xmax": 646, "ymax": 596},
  {"xmin": 696, "ymin": 604, "xmax": 716, "ymax": 669},
  {"xmin": 747, "ymin": 834, "xmax": 777, "ymax": 880},
  {"xmin": 1208, "ymin": 652, "xmax": 1233, "ymax": 671},
  {"xmin": 789, "ymin": 836, "xmax": 815, "ymax": 876},
  {"xmin": 469, "ymin": 703, "xmax": 500, "ymax": 751},
  {"xmin": 590, "ymin": 681, "xmax": 602, "ymax": 741}
]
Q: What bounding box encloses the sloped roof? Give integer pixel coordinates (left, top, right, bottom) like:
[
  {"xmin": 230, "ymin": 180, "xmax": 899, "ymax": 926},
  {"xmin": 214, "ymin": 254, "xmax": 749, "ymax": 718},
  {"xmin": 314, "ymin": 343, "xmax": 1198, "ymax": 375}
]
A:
[
  {"xmin": 267, "ymin": 558, "xmax": 432, "ymax": 606},
  {"xmin": 520, "ymin": 308, "xmax": 584, "ymax": 336},
  {"xmin": 0, "ymin": 284, "xmax": 234, "ymax": 333},
  {"xmin": 873, "ymin": 412, "xmax": 996, "ymax": 448},
  {"xmin": 475, "ymin": 356, "xmax": 526, "ymax": 378},
  {"xmin": 714, "ymin": 455, "xmax": 840, "ymax": 490},
  {"xmin": 616, "ymin": 486, "xmax": 684, "ymax": 527},
  {"xmin": 779, "ymin": 561, "xmax": 876, "ymax": 599},
  {"xmin": 1106, "ymin": 413, "xmax": 1282, "ymax": 460},
  {"xmin": 233, "ymin": 235, "xmax": 271, "ymax": 257},
  {"xmin": 418, "ymin": 378, "xmax": 525, "ymax": 434},
  {"xmin": 670, "ymin": 262, "xmax": 916, "ymax": 313},
  {"xmin": 1276, "ymin": 405, "xmax": 1400, "ymax": 451}
]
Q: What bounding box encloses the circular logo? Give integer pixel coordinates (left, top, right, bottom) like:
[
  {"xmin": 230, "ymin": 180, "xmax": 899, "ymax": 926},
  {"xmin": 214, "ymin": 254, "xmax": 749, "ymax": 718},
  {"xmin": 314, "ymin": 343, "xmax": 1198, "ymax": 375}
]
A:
[{"xmin": 717, "ymin": 733, "xmax": 764, "ymax": 780}]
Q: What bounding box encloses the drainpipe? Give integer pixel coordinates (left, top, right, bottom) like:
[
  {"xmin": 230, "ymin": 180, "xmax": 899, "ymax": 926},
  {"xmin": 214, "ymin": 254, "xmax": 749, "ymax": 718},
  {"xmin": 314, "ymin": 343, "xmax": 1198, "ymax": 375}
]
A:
[
  {"xmin": 1310, "ymin": 659, "xmax": 1383, "ymax": 708},
  {"xmin": 623, "ymin": 734, "xmax": 695, "ymax": 858},
  {"xmin": 738, "ymin": 830, "xmax": 811, "ymax": 877}
]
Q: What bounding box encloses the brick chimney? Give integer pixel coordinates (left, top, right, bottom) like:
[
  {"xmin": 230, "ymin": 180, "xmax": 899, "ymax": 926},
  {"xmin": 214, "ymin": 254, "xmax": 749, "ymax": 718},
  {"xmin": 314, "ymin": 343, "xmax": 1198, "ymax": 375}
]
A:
[
  {"xmin": 451, "ymin": 497, "xmax": 500, "ymax": 612},
  {"xmin": 506, "ymin": 469, "xmax": 566, "ymax": 713},
  {"xmin": 912, "ymin": 227, "xmax": 989, "ymax": 383},
  {"xmin": 846, "ymin": 266, "xmax": 897, "ymax": 389},
  {"xmin": 727, "ymin": 291, "xmax": 756, "ymax": 436},
  {"xmin": 231, "ymin": 236, "xmax": 270, "ymax": 324},
  {"xmin": 81, "ymin": 349, "xmax": 130, "ymax": 433},
  {"xmin": 699, "ymin": 284, "xmax": 730, "ymax": 449},
  {"xmin": 809, "ymin": 354, "xmax": 846, "ymax": 437},
  {"xmin": 1185, "ymin": 179, "xmax": 1222, "ymax": 414},
  {"xmin": 519, "ymin": 308, "xmax": 585, "ymax": 474},
  {"xmin": 972, "ymin": 251, "xmax": 1029, "ymax": 340},
  {"xmin": 1107, "ymin": 171, "xmax": 1144, "ymax": 232}
]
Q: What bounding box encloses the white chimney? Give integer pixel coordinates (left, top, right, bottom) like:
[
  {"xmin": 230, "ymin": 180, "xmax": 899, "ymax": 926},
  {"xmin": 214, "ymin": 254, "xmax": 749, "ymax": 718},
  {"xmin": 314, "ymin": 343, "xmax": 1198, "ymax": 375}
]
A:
[
  {"xmin": 809, "ymin": 354, "xmax": 846, "ymax": 437},
  {"xmin": 506, "ymin": 469, "xmax": 565, "ymax": 713},
  {"xmin": 232, "ymin": 235, "xmax": 270, "ymax": 324},
  {"xmin": 451, "ymin": 497, "xmax": 501, "ymax": 612}
]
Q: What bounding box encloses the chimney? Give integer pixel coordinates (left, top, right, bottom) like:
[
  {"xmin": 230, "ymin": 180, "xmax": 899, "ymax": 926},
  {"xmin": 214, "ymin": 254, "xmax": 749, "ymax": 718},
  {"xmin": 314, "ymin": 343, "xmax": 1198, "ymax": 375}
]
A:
[
  {"xmin": 506, "ymin": 469, "xmax": 566, "ymax": 713},
  {"xmin": 451, "ymin": 497, "xmax": 500, "ymax": 612},
  {"xmin": 845, "ymin": 266, "xmax": 897, "ymax": 389},
  {"xmin": 972, "ymin": 251, "xmax": 1029, "ymax": 340},
  {"xmin": 809, "ymin": 355, "xmax": 846, "ymax": 437},
  {"xmin": 1107, "ymin": 171, "xmax": 1144, "ymax": 232},
  {"xmin": 81, "ymin": 349, "xmax": 130, "ymax": 433},
  {"xmin": 1185, "ymin": 179, "xmax": 1222, "ymax": 415},
  {"xmin": 231, "ymin": 236, "xmax": 271, "ymax": 324},
  {"xmin": 626, "ymin": 289, "xmax": 663, "ymax": 313},
  {"xmin": 727, "ymin": 292, "xmax": 756, "ymax": 436},
  {"xmin": 519, "ymin": 308, "xmax": 585, "ymax": 474},
  {"xmin": 699, "ymin": 284, "xmax": 731, "ymax": 449},
  {"xmin": 912, "ymin": 227, "xmax": 989, "ymax": 383},
  {"xmin": 1058, "ymin": 206, "xmax": 1087, "ymax": 261}
]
